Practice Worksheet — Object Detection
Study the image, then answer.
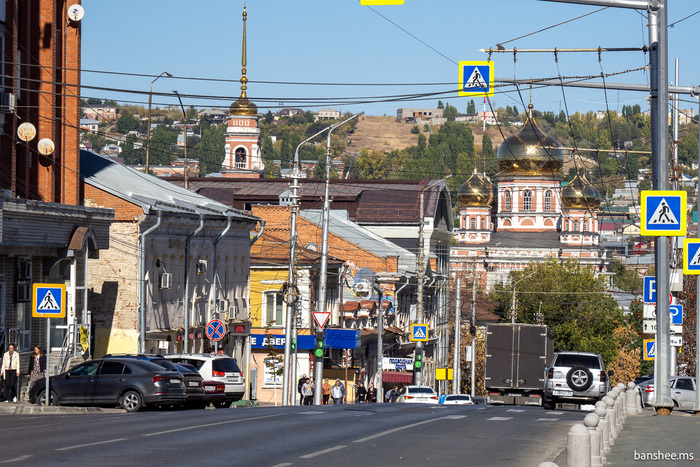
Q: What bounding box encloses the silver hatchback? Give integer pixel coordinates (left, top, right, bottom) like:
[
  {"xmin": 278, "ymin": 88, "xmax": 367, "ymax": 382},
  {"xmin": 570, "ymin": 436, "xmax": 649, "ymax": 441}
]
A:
[
  {"xmin": 543, "ymin": 351, "xmax": 611, "ymax": 409},
  {"xmin": 165, "ymin": 353, "xmax": 245, "ymax": 408}
]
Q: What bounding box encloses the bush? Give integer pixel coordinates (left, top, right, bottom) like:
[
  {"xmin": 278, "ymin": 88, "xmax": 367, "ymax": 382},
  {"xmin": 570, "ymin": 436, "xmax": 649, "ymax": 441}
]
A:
[{"xmin": 411, "ymin": 125, "xmax": 420, "ymax": 134}]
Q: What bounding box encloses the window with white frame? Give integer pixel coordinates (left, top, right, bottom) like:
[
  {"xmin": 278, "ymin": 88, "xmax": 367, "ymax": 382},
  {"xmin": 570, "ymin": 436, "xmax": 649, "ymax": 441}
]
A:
[
  {"xmin": 263, "ymin": 290, "xmax": 284, "ymax": 327},
  {"xmin": 504, "ymin": 190, "xmax": 511, "ymax": 211},
  {"xmin": 470, "ymin": 218, "xmax": 476, "ymax": 229},
  {"xmin": 480, "ymin": 218, "xmax": 485, "ymax": 229},
  {"xmin": 545, "ymin": 191, "xmax": 552, "ymax": 211},
  {"xmin": 523, "ymin": 190, "xmax": 532, "ymax": 211},
  {"xmin": 573, "ymin": 220, "xmax": 579, "ymax": 231}
]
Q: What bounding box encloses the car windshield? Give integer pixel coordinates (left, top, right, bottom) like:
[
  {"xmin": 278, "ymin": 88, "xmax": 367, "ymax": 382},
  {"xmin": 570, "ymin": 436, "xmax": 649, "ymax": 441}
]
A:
[
  {"xmin": 554, "ymin": 354, "xmax": 601, "ymax": 369},
  {"xmin": 150, "ymin": 359, "xmax": 180, "ymax": 372},
  {"xmin": 409, "ymin": 388, "xmax": 435, "ymax": 394},
  {"xmin": 212, "ymin": 358, "xmax": 241, "ymax": 373},
  {"xmin": 446, "ymin": 395, "xmax": 470, "ymax": 400}
]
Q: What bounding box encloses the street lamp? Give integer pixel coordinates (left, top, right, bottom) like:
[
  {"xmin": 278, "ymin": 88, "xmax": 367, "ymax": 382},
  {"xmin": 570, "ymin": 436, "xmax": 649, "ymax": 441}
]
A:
[
  {"xmin": 145, "ymin": 71, "xmax": 172, "ymax": 173},
  {"xmin": 173, "ymin": 90, "xmax": 188, "ymax": 190},
  {"xmin": 510, "ymin": 269, "xmax": 537, "ymax": 324}
]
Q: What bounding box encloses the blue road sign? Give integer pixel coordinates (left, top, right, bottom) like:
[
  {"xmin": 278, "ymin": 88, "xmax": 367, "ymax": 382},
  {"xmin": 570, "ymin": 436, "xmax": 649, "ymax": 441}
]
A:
[
  {"xmin": 32, "ymin": 283, "xmax": 66, "ymax": 318},
  {"xmin": 683, "ymin": 239, "xmax": 700, "ymax": 274},
  {"xmin": 458, "ymin": 61, "xmax": 494, "ymax": 96},
  {"xmin": 411, "ymin": 324, "xmax": 429, "ymax": 342},
  {"xmin": 640, "ymin": 190, "xmax": 686, "ymax": 236},
  {"xmin": 643, "ymin": 276, "xmax": 656, "ymax": 304},
  {"xmin": 206, "ymin": 319, "xmax": 226, "ymax": 342},
  {"xmin": 644, "ymin": 339, "xmax": 656, "ymax": 361},
  {"xmin": 669, "ymin": 305, "xmax": 683, "ymax": 325}
]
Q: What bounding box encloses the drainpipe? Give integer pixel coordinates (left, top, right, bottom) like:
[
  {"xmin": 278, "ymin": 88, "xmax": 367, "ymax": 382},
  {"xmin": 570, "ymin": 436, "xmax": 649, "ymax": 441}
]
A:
[
  {"xmin": 184, "ymin": 214, "xmax": 205, "ymax": 354},
  {"xmin": 250, "ymin": 219, "xmax": 265, "ymax": 246},
  {"xmin": 245, "ymin": 219, "xmax": 264, "ymax": 401},
  {"xmin": 138, "ymin": 210, "xmax": 162, "ymax": 354},
  {"xmin": 210, "ymin": 215, "xmax": 233, "ymax": 356}
]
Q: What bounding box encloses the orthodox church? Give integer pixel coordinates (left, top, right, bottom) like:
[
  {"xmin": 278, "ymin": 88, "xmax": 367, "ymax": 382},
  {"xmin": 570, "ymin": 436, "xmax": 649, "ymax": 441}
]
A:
[{"xmin": 450, "ymin": 104, "xmax": 606, "ymax": 290}]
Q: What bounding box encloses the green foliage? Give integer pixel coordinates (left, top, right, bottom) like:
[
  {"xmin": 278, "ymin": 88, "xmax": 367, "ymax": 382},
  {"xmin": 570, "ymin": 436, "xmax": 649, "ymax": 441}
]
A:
[
  {"xmin": 609, "ymin": 257, "xmax": 642, "ymax": 292},
  {"xmin": 443, "ymin": 102, "xmax": 458, "ymax": 121},
  {"xmin": 264, "ymin": 111, "xmax": 274, "ymax": 125},
  {"xmin": 194, "ymin": 124, "xmax": 226, "ymax": 176},
  {"xmin": 149, "ymin": 125, "xmax": 178, "ymax": 165},
  {"xmin": 437, "ymin": 100, "xmax": 444, "ymax": 109},
  {"xmin": 678, "ymin": 133, "xmax": 698, "ymax": 167},
  {"xmin": 467, "ymin": 100, "xmax": 476, "ymax": 115},
  {"xmin": 115, "ymin": 113, "xmax": 139, "ymax": 134},
  {"xmin": 488, "ymin": 259, "xmax": 626, "ymax": 365},
  {"xmin": 411, "ymin": 125, "xmax": 420, "ymax": 134}
]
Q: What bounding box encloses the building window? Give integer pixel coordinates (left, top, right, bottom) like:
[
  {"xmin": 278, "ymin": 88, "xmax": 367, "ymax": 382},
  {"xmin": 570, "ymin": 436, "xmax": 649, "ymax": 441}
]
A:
[
  {"xmin": 564, "ymin": 219, "xmax": 569, "ymax": 230},
  {"xmin": 263, "ymin": 290, "xmax": 284, "ymax": 327},
  {"xmin": 573, "ymin": 220, "xmax": 579, "ymax": 231},
  {"xmin": 583, "ymin": 220, "xmax": 588, "ymax": 231},
  {"xmin": 523, "ymin": 190, "xmax": 532, "ymax": 211},
  {"xmin": 504, "ymin": 191, "xmax": 511, "ymax": 211},
  {"xmin": 470, "ymin": 218, "xmax": 476, "ymax": 229},
  {"xmin": 235, "ymin": 147, "xmax": 247, "ymax": 168},
  {"xmin": 480, "ymin": 218, "xmax": 485, "ymax": 229},
  {"xmin": 545, "ymin": 191, "xmax": 552, "ymax": 211}
]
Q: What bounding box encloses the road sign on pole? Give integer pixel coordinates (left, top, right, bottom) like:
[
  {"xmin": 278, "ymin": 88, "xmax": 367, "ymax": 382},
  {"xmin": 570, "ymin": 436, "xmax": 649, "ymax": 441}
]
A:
[
  {"xmin": 644, "ymin": 339, "xmax": 656, "ymax": 361},
  {"xmin": 32, "ymin": 283, "xmax": 66, "ymax": 318},
  {"xmin": 683, "ymin": 239, "xmax": 700, "ymax": 274},
  {"xmin": 205, "ymin": 319, "xmax": 226, "ymax": 342},
  {"xmin": 312, "ymin": 311, "xmax": 330, "ymax": 329},
  {"xmin": 411, "ymin": 324, "xmax": 429, "ymax": 342},
  {"xmin": 459, "ymin": 61, "xmax": 494, "ymax": 96},
  {"xmin": 640, "ymin": 190, "xmax": 687, "ymax": 236},
  {"xmin": 643, "ymin": 276, "xmax": 656, "ymax": 303}
]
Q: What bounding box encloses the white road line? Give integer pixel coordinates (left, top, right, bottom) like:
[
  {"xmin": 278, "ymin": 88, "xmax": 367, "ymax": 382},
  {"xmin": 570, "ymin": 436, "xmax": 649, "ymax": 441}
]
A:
[
  {"xmin": 0, "ymin": 455, "xmax": 34, "ymax": 464},
  {"xmin": 442, "ymin": 415, "xmax": 467, "ymax": 419},
  {"xmin": 299, "ymin": 445, "xmax": 347, "ymax": 459},
  {"xmin": 535, "ymin": 418, "xmax": 560, "ymax": 422},
  {"xmin": 486, "ymin": 417, "xmax": 513, "ymax": 421},
  {"xmin": 353, "ymin": 418, "xmax": 438, "ymax": 443},
  {"xmin": 298, "ymin": 411, "xmax": 324, "ymax": 415},
  {"xmin": 55, "ymin": 438, "xmax": 127, "ymax": 451},
  {"xmin": 270, "ymin": 464, "xmax": 293, "ymax": 467},
  {"xmin": 507, "ymin": 409, "xmax": 525, "ymax": 413},
  {"xmin": 144, "ymin": 413, "xmax": 284, "ymax": 437}
]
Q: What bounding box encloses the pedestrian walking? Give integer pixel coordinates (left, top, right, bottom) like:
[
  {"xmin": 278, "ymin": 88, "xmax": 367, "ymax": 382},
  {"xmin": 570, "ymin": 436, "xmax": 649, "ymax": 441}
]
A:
[
  {"xmin": 1, "ymin": 343, "xmax": 20, "ymax": 402},
  {"xmin": 385, "ymin": 386, "xmax": 392, "ymax": 403},
  {"xmin": 356, "ymin": 381, "xmax": 367, "ymax": 403},
  {"xmin": 322, "ymin": 378, "xmax": 331, "ymax": 405},
  {"xmin": 331, "ymin": 379, "xmax": 344, "ymax": 405},
  {"xmin": 297, "ymin": 373, "xmax": 307, "ymax": 405},
  {"xmin": 439, "ymin": 390, "xmax": 446, "ymax": 404},
  {"xmin": 367, "ymin": 383, "xmax": 377, "ymax": 403},
  {"xmin": 27, "ymin": 345, "xmax": 46, "ymax": 390},
  {"xmin": 390, "ymin": 386, "xmax": 400, "ymax": 403},
  {"xmin": 302, "ymin": 378, "xmax": 314, "ymax": 405},
  {"xmin": 339, "ymin": 380, "xmax": 346, "ymax": 404}
]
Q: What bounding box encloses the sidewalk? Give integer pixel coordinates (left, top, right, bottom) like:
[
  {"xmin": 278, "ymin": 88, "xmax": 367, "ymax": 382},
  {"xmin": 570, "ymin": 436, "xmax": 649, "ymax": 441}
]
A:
[
  {"xmin": 0, "ymin": 401, "xmax": 124, "ymax": 415},
  {"xmin": 605, "ymin": 407, "xmax": 700, "ymax": 466}
]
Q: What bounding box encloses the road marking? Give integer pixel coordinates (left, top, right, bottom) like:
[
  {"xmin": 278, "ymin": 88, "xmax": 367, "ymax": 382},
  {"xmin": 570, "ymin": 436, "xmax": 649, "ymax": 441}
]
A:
[
  {"xmin": 442, "ymin": 415, "xmax": 467, "ymax": 419},
  {"xmin": 535, "ymin": 418, "xmax": 560, "ymax": 422},
  {"xmin": 299, "ymin": 445, "xmax": 347, "ymax": 459},
  {"xmin": 55, "ymin": 438, "xmax": 127, "ymax": 451},
  {"xmin": 353, "ymin": 418, "xmax": 438, "ymax": 443},
  {"xmin": 486, "ymin": 417, "xmax": 513, "ymax": 421},
  {"xmin": 144, "ymin": 413, "xmax": 284, "ymax": 437},
  {"xmin": 0, "ymin": 455, "xmax": 34, "ymax": 464},
  {"xmin": 507, "ymin": 409, "xmax": 525, "ymax": 412},
  {"xmin": 298, "ymin": 411, "xmax": 323, "ymax": 415},
  {"xmin": 270, "ymin": 464, "xmax": 293, "ymax": 467}
]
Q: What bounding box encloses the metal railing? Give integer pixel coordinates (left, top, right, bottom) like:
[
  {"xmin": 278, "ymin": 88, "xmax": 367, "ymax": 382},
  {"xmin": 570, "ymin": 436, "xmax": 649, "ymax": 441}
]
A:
[{"xmin": 55, "ymin": 324, "xmax": 77, "ymax": 375}]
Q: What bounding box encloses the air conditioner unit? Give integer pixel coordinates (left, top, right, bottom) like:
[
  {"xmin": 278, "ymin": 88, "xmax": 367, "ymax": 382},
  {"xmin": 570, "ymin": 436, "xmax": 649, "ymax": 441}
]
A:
[
  {"xmin": 0, "ymin": 93, "xmax": 16, "ymax": 114},
  {"xmin": 17, "ymin": 260, "xmax": 31, "ymax": 280},
  {"xmin": 218, "ymin": 299, "xmax": 228, "ymax": 312},
  {"xmin": 354, "ymin": 280, "xmax": 372, "ymax": 300},
  {"xmin": 160, "ymin": 272, "xmax": 172, "ymax": 289},
  {"xmin": 196, "ymin": 260, "xmax": 207, "ymax": 274},
  {"xmin": 16, "ymin": 281, "xmax": 30, "ymax": 302}
]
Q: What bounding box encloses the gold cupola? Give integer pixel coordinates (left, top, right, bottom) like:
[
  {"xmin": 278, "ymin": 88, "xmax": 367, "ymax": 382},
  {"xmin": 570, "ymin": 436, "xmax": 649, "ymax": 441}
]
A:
[
  {"xmin": 458, "ymin": 169, "xmax": 494, "ymax": 207},
  {"xmin": 496, "ymin": 104, "xmax": 564, "ymax": 176},
  {"xmin": 229, "ymin": 6, "xmax": 258, "ymax": 116},
  {"xmin": 561, "ymin": 173, "xmax": 602, "ymax": 210}
]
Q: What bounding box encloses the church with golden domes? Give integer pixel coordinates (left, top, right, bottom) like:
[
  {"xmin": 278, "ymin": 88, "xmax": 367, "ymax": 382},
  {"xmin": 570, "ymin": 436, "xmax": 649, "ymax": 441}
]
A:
[
  {"xmin": 222, "ymin": 6, "xmax": 264, "ymax": 176},
  {"xmin": 451, "ymin": 104, "xmax": 606, "ymax": 290}
]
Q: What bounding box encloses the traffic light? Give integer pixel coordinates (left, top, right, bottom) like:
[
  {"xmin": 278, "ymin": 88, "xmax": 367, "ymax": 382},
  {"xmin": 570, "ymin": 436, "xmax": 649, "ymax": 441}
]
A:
[
  {"xmin": 414, "ymin": 349, "xmax": 423, "ymax": 369},
  {"xmin": 314, "ymin": 332, "xmax": 325, "ymax": 358},
  {"xmin": 291, "ymin": 338, "xmax": 297, "ymax": 351}
]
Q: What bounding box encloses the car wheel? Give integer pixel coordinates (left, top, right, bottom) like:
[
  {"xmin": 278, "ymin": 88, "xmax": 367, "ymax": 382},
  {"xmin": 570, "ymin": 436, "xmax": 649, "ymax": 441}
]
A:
[
  {"xmin": 542, "ymin": 398, "xmax": 555, "ymax": 410},
  {"xmin": 37, "ymin": 389, "xmax": 59, "ymax": 406},
  {"xmin": 213, "ymin": 400, "xmax": 232, "ymax": 409},
  {"xmin": 121, "ymin": 390, "xmax": 143, "ymax": 413},
  {"xmin": 566, "ymin": 366, "xmax": 593, "ymax": 391}
]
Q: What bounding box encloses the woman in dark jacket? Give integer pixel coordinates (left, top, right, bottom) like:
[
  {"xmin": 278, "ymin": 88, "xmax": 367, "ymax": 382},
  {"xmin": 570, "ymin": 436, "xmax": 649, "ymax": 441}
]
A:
[{"xmin": 27, "ymin": 345, "xmax": 47, "ymax": 388}]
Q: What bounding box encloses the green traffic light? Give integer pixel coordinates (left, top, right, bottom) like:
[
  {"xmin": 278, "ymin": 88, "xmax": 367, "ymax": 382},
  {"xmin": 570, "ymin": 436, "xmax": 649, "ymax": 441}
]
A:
[{"xmin": 315, "ymin": 348, "xmax": 323, "ymax": 357}]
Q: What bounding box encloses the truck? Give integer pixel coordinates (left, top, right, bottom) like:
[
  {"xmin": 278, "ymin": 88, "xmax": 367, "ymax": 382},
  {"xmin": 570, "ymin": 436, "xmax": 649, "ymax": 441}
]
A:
[{"xmin": 484, "ymin": 323, "xmax": 554, "ymax": 406}]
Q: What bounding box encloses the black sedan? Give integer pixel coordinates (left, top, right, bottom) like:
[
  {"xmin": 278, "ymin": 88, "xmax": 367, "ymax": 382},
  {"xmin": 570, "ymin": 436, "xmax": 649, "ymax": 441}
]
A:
[
  {"xmin": 174, "ymin": 363, "xmax": 206, "ymax": 409},
  {"xmin": 29, "ymin": 358, "xmax": 186, "ymax": 412}
]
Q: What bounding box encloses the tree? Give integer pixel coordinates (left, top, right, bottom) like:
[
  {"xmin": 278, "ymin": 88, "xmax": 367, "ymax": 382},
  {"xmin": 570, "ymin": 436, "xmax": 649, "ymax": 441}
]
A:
[
  {"xmin": 467, "ymin": 100, "xmax": 476, "ymax": 115},
  {"xmin": 115, "ymin": 113, "xmax": 139, "ymax": 134},
  {"xmin": 149, "ymin": 125, "xmax": 178, "ymax": 166},
  {"xmin": 194, "ymin": 124, "xmax": 225, "ymax": 175},
  {"xmin": 443, "ymin": 102, "xmax": 458, "ymax": 121},
  {"xmin": 264, "ymin": 111, "xmax": 274, "ymax": 125},
  {"xmin": 489, "ymin": 259, "xmax": 626, "ymax": 365},
  {"xmin": 437, "ymin": 100, "xmax": 444, "ymax": 109},
  {"xmin": 411, "ymin": 125, "xmax": 420, "ymax": 134}
]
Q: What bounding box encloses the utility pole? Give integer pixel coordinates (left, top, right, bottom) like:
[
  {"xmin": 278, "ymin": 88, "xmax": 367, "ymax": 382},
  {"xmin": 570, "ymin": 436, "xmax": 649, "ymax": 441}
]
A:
[
  {"xmin": 173, "ymin": 91, "xmax": 188, "ymax": 190},
  {"xmin": 453, "ymin": 276, "xmax": 461, "ymax": 394},
  {"xmin": 471, "ymin": 268, "xmax": 476, "ymax": 398}
]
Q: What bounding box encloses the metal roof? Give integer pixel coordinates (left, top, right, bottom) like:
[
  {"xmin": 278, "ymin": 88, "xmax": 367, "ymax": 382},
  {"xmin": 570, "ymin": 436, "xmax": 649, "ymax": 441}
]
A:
[{"xmin": 80, "ymin": 150, "xmax": 258, "ymax": 222}]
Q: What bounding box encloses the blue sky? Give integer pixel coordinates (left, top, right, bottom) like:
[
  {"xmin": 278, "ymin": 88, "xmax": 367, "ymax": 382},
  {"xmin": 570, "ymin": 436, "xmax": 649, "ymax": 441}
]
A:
[{"xmin": 81, "ymin": 0, "xmax": 700, "ymax": 117}]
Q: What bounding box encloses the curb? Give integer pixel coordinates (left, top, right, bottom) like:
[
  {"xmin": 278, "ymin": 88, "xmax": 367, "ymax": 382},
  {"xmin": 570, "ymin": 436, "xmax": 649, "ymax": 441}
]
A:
[{"xmin": 0, "ymin": 403, "xmax": 124, "ymax": 415}]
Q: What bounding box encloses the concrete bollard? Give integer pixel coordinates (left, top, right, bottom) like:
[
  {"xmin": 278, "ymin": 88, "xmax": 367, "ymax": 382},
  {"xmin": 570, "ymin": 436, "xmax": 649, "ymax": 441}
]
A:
[
  {"xmin": 584, "ymin": 413, "xmax": 602, "ymax": 467},
  {"xmin": 635, "ymin": 386, "xmax": 643, "ymax": 414},
  {"xmin": 603, "ymin": 395, "xmax": 617, "ymax": 444},
  {"xmin": 626, "ymin": 382, "xmax": 638, "ymax": 416},
  {"xmin": 595, "ymin": 402, "xmax": 609, "ymax": 460},
  {"xmin": 567, "ymin": 424, "xmax": 592, "ymax": 467}
]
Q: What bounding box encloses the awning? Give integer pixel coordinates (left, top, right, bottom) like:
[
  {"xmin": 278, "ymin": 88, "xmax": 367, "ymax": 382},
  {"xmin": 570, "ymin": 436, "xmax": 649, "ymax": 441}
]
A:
[
  {"xmin": 382, "ymin": 371, "xmax": 413, "ymax": 383},
  {"xmin": 343, "ymin": 301, "xmax": 360, "ymax": 311}
]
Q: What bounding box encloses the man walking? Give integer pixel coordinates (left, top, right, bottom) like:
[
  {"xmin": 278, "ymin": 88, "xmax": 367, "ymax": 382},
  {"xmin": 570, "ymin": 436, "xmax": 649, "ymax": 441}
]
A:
[{"xmin": 2, "ymin": 343, "xmax": 20, "ymax": 402}]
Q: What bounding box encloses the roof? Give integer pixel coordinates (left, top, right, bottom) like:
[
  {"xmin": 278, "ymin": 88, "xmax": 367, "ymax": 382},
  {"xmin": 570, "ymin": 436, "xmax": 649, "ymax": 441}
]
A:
[
  {"xmin": 300, "ymin": 209, "xmax": 416, "ymax": 274},
  {"xmin": 80, "ymin": 149, "xmax": 259, "ymax": 221}
]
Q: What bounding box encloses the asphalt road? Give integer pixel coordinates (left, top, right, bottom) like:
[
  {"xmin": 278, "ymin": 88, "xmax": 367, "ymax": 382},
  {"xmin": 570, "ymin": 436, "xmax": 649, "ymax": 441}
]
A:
[{"xmin": 0, "ymin": 403, "xmax": 584, "ymax": 466}]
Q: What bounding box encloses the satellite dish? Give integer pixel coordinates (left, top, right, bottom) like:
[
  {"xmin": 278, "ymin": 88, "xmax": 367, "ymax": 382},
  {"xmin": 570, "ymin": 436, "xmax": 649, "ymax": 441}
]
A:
[
  {"xmin": 37, "ymin": 138, "xmax": 55, "ymax": 156},
  {"xmin": 67, "ymin": 4, "xmax": 84, "ymax": 22},
  {"xmin": 17, "ymin": 122, "xmax": 37, "ymax": 142}
]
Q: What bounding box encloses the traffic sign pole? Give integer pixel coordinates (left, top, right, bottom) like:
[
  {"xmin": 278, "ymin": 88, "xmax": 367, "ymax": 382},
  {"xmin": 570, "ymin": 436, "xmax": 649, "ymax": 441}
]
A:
[{"xmin": 45, "ymin": 317, "xmax": 50, "ymax": 406}]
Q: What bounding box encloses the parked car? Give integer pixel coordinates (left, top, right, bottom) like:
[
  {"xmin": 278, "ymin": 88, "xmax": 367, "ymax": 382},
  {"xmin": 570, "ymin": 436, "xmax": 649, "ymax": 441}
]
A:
[
  {"xmin": 543, "ymin": 351, "xmax": 612, "ymax": 410},
  {"xmin": 643, "ymin": 377, "xmax": 698, "ymax": 409},
  {"xmin": 443, "ymin": 394, "xmax": 475, "ymax": 405},
  {"xmin": 173, "ymin": 363, "xmax": 205, "ymax": 409},
  {"xmin": 638, "ymin": 378, "xmax": 655, "ymax": 407},
  {"xmin": 165, "ymin": 353, "xmax": 245, "ymax": 408},
  {"xmin": 29, "ymin": 358, "xmax": 186, "ymax": 412},
  {"xmin": 397, "ymin": 385, "xmax": 439, "ymax": 404},
  {"xmin": 202, "ymin": 380, "xmax": 228, "ymax": 407}
]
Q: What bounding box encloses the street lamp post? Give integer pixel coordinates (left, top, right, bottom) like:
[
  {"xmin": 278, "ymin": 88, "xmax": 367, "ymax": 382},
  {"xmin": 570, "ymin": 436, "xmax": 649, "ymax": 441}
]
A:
[
  {"xmin": 145, "ymin": 71, "xmax": 172, "ymax": 174},
  {"xmin": 173, "ymin": 90, "xmax": 189, "ymax": 189},
  {"xmin": 510, "ymin": 270, "xmax": 537, "ymax": 324}
]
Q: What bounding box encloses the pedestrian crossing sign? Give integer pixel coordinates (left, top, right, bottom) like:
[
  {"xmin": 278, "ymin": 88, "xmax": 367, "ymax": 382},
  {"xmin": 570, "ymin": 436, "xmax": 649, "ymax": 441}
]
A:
[
  {"xmin": 459, "ymin": 61, "xmax": 494, "ymax": 96},
  {"xmin": 643, "ymin": 339, "xmax": 655, "ymax": 361},
  {"xmin": 411, "ymin": 324, "xmax": 429, "ymax": 342},
  {"xmin": 32, "ymin": 283, "xmax": 66, "ymax": 318},
  {"xmin": 683, "ymin": 239, "xmax": 700, "ymax": 274},
  {"xmin": 640, "ymin": 190, "xmax": 686, "ymax": 236}
]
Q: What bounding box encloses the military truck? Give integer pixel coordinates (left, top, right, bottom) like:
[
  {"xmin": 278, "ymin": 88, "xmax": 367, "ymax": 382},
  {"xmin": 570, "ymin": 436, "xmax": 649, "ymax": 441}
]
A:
[{"xmin": 484, "ymin": 323, "xmax": 554, "ymax": 406}]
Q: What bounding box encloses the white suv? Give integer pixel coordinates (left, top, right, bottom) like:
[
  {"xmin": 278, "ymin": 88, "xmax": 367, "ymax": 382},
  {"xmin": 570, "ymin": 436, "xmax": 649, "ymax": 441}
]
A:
[
  {"xmin": 543, "ymin": 351, "xmax": 611, "ymax": 410},
  {"xmin": 165, "ymin": 354, "xmax": 245, "ymax": 408}
]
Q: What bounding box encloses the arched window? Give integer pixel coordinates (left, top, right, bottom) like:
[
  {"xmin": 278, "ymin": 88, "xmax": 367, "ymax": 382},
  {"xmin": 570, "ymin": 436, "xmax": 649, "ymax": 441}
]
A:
[
  {"xmin": 583, "ymin": 220, "xmax": 588, "ymax": 231},
  {"xmin": 480, "ymin": 218, "xmax": 486, "ymax": 229},
  {"xmin": 523, "ymin": 190, "xmax": 532, "ymax": 211},
  {"xmin": 564, "ymin": 220, "xmax": 569, "ymax": 230},
  {"xmin": 235, "ymin": 147, "xmax": 247, "ymax": 167},
  {"xmin": 545, "ymin": 191, "xmax": 552, "ymax": 211},
  {"xmin": 573, "ymin": 220, "xmax": 579, "ymax": 231},
  {"xmin": 470, "ymin": 218, "xmax": 476, "ymax": 229},
  {"xmin": 504, "ymin": 191, "xmax": 511, "ymax": 211}
]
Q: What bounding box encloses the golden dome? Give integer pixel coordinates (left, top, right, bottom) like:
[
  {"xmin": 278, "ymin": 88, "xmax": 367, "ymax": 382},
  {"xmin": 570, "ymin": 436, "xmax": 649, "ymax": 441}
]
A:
[
  {"xmin": 496, "ymin": 114, "xmax": 564, "ymax": 175},
  {"xmin": 458, "ymin": 169, "xmax": 493, "ymax": 207},
  {"xmin": 229, "ymin": 90, "xmax": 258, "ymax": 116},
  {"xmin": 561, "ymin": 174, "xmax": 601, "ymax": 209}
]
